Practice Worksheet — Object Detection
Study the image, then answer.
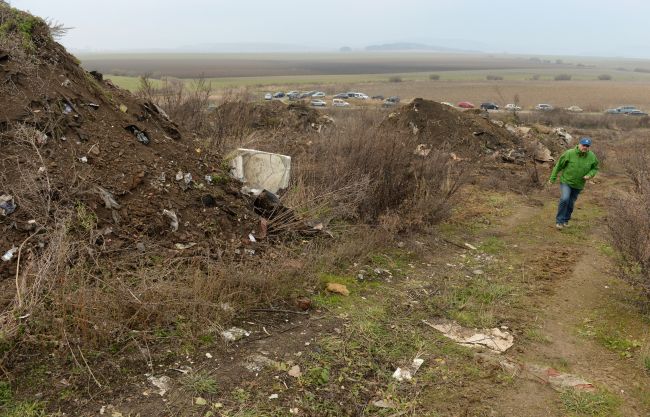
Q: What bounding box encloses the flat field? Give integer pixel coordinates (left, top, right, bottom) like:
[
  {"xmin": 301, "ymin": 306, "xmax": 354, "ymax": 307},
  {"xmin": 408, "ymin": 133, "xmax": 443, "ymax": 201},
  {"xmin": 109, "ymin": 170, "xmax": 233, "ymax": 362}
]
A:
[{"xmin": 80, "ymin": 52, "xmax": 650, "ymax": 111}]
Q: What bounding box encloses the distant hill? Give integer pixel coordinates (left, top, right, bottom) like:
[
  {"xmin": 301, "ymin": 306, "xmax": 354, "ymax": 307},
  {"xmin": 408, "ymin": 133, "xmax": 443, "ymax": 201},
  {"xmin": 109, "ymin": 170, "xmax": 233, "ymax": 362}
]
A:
[{"xmin": 365, "ymin": 42, "xmax": 479, "ymax": 53}]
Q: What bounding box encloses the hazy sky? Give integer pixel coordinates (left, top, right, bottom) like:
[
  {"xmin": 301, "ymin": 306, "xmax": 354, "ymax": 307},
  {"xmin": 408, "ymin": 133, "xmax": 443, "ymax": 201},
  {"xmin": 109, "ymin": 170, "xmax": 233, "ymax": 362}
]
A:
[{"xmin": 8, "ymin": 0, "xmax": 650, "ymax": 58}]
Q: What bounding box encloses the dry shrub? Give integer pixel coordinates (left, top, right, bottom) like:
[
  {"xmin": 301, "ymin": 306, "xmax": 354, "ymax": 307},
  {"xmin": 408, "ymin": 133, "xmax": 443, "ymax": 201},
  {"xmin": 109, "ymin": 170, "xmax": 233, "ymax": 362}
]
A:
[
  {"xmin": 286, "ymin": 109, "xmax": 465, "ymax": 229},
  {"xmin": 608, "ymin": 144, "xmax": 650, "ymax": 298}
]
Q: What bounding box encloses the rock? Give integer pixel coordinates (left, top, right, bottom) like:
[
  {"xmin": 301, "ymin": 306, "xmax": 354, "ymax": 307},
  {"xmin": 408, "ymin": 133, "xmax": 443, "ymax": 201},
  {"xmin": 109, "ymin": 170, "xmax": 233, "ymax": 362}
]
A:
[
  {"xmin": 392, "ymin": 358, "xmax": 424, "ymax": 381},
  {"xmin": 288, "ymin": 365, "xmax": 302, "ymax": 378},
  {"xmin": 472, "ymin": 269, "xmax": 484, "ymax": 275},
  {"xmin": 221, "ymin": 327, "xmax": 250, "ymax": 342},
  {"xmin": 423, "ymin": 319, "xmax": 514, "ymax": 353},
  {"xmin": 147, "ymin": 375, "xmax": 171, "ymax": 396},
  {"xmin": 326, "ymin": 283, "xmax": 350, "ymax": 296},
  {"xmin": 373, "ymin": 399, "xmax": 398, "ymax": 409}
]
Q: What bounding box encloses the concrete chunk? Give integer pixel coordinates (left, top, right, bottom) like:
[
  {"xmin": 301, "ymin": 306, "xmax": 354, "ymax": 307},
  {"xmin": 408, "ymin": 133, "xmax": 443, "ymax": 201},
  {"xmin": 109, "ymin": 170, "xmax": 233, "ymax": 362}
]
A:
[{"xmin": 229, "ymin": 148, "xmax": 291, "ymax": 194}]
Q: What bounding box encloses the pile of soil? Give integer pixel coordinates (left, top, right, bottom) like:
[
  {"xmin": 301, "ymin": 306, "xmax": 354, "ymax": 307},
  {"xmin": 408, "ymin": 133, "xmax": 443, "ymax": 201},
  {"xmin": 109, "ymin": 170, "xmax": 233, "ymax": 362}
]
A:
[
  {"xmin": 212, "ymin": 100, "xmax": 327, "ymax": 133},
  {"xmin": 0, "ymin": 6, "xmax": 257, "ymax": 286},
  {"xmin": 383, "ymin": 98, "xmax": 526, "ymax": 162}
]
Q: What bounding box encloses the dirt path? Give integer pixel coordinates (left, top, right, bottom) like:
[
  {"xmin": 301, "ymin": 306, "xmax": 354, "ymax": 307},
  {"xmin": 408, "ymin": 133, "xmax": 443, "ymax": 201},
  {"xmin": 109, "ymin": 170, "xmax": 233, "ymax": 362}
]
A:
[{"xmin": 490, "ymin": 175, "xmax": 650, "ymax": 416}]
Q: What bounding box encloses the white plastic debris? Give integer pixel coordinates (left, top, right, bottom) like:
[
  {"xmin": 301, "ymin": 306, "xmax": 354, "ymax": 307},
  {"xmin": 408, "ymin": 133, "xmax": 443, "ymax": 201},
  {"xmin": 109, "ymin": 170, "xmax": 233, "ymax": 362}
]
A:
[
  {"xmin": 205, "ymin": 353, "xmax": 213, "ymax": 359},
  {"xmin": 268, "ymin": 394, "xmax": 279, "ymax": 400},
  {"xmin": 221, "ymin": 327, "xmax": 250, "ymax": 342},
  {"xmin": 174, "ymin": 242, "xmax": 196, "ymax": 250},
  {"xmin": 2, "ymin": 247, "xmax": 18, "ymax": 262},
  {"xmin": 96, "ymin": 187, "xmax": 121, "ymax": 209},
  {"xmin": 229, "ymin": 148, "xmax": 291, "ymax": 194},
  {"xmin": 183, "ymin": 173, "xmax": 193, "ymax": 185},
  {"xmin": 464, "ymin": 243, "xmax": 477, "ymax": 250},
  {"xmin": 162, "ymin": 209, "xmax": 179, "ymax": 232},
  {"xmin": 392, "ymin": 358, "xmax": 424, "ymax": 381},
  {"xmin": 423, "ymin": 319, "xmax": 514, "ymax": 353},
  {"xmin": 194, "ymin": 397, "xmax": 207, "ymax": 406},
  {"xmin": 79, "ymin": 156, "xmax": 88, "ymax": 163},
  {"xmin": 147, "ymin": 375, "xmax": 171, "ymax": 396},
  {"xmin": 175, "ymin": 171, "xmax": 184, "ymax": 181},
  {"xmin": 248, "ymin": 233, "xmax": 256, "ymax": 242},
  {"xmin": 0, "ymin": 194, "xmax": 16, "ymax": 216}
]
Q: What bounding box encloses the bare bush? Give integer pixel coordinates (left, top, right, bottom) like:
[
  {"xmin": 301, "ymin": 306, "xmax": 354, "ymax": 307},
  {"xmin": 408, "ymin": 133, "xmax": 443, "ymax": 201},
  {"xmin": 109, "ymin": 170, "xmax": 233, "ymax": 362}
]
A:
[
  {"xmin": 598, "ymin": 74, "xmax": 612, "ymax": 81},
  {"xmin": 608, "ymin": 145, "xmax": 650, "ymax": 298},
  {"xmin": 286, "ymin": 109, "xmax": 466, "ymax": 228},
  {"xmin": 138, "ymin": 74, "xmax": 214, "ymax": 133},
  {"xmin": 486, "ymin": 75, "xmax": 503, "ymax": 81},
  {"xmin": 429, "ymin": 74, "xmax": 440, "ymax": 80},
  {"xmin": 554, "ymin": 74, "xmax": 572, "ymax": 81},
  {"xmin": 388, "ymin": 75, "xmax": 403, "ymax": 83}
]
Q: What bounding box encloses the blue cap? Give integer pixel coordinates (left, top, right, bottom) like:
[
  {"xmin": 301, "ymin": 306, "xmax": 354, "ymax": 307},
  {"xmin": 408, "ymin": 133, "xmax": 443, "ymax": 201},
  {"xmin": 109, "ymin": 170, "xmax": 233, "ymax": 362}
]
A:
[{"xmin": 579, "ymin": 137, "xmax": 592, "ymax": 146}]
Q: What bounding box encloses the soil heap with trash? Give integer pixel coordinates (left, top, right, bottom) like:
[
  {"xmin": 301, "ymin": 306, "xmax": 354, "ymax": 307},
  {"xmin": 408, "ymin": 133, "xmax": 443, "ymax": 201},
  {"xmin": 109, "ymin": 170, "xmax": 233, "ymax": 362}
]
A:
[{"xmin": 0, "ymin": 6, "xmax": 258, "ymax": 299}]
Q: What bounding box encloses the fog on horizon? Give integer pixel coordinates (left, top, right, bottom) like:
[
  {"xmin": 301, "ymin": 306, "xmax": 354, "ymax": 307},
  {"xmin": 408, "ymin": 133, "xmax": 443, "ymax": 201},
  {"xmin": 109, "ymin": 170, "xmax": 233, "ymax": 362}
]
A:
[{"xmin": 8, "ymin": 0, "xmax": 650, "ymax": 59}]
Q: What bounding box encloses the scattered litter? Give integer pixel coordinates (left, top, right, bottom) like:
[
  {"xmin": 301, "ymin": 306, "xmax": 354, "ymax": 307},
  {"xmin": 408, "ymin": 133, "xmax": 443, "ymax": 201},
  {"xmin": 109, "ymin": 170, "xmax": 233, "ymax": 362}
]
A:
[
  {"xmin": 0, "ymin": 194, "xmax": 16, "ymax": 216},
  {"xmin": 414, "ymin": 143, "xmax": 431, "ymax": 156},
  {"xmin": 61, "ymin": 78, "xmax": 71, "ymax": 87},
  {"xmin": 175, "ymin": 171, "xmax": 184, "ymax": 181},
  {"xmin": 183, "ymin": 173, "xmax": 192, "ymax": 185},
  {"xmin": 194, "ymin": 397, "xmax": 207, "ymax": 406},
  {"xmin": 205, "ymin": 352, "xmax": 212, "ymax": 359},
  {"xmin": 326, "ymin": 283, "xmax": 350, "ymax": 296},
  {"xmin": 248, "ymin": 233, "xmax": 256, "ymax": 242},
  {"xmin": 85, "ymin": 103, "xmax": 100, "ymax": 109},
  {"xmin": 423, "ymin": 319, "xmax": 514, "ymax": 353},
  {"xmin": 288, "ymin": 365, "xmax": 302, "ymax": 378},
  {"xmin": 79, "ymin": 156, "xmax": 88, "ymax": 163},
  {"xmin": 2, "ymin": 247, "xmax": 18, "ymax": 262},
  {"xmin": 464, "ymin": 243, "xmax": 477, "ymax": 250},
  {"xmin": 472, "ymin": 269, "xmax": 484, "ymax": 275},
  {"xmin": 119, "ymin": 104, "xmax": 128, "ymax": 113},
  {"xmin": 62, "ymin": 103, "xmax": 73, "ymax": 114},
  {"xmin": 174, "ymin": 242, "xmax": 196, "ymax": 250},
  {"xmin": 96, "ymin": 187, "xmax": 121, "ymax": 209},
  {"xmin": 268, "ymin": 394, "xmax": 279, "ymax": 400},
  {"xmin": 373, "ymin": 399, "xmax": 398, "ymax": 409},
  {"xmin": 221, "ymin": 327, "xmax": 250, "ymax": 342},
  {"xmin": 125, "ymin": 125, "xmax": 150, "ymax": 145},
  {"xmin": 392, "ymin": 358, "xmax": 424, "ymax": 381},
  {"xmin": 244, "ymin": 354, "xmax": 280, "ymax": 372},
  {"xmin": 147, "ymin": 375, "xmax": 171, "ymax": 396},
  {"xmin": 162, "ymin": 209, "xmax": 179, "ymax": 232},
  {"xmin": 290, "ymin": 408, "xmax": 299, "ymax": 414}
]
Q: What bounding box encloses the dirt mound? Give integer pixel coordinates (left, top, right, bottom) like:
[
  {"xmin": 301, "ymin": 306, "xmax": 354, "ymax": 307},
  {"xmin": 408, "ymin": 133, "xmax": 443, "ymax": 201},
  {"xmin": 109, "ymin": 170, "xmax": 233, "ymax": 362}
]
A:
[
  {"xmin": 212, "ymin": 100, "xmax": 326, "ymax": 133},
  {"xmin": 383, "ymin": 98, "xmax": 525, "ymax": 162},
  {"xmin": 0, "ymin": 6, "xmax": 256, "ymax": 286}
]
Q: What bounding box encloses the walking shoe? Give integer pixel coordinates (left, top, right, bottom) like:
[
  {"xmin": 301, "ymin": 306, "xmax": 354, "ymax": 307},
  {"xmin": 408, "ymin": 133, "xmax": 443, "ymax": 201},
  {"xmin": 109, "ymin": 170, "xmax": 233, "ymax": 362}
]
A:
[
  {"xmin": 563, "ymin": 222, "xmax": 569, "ymax": 228},
  {"xmin": 555, "ymin": 223, "xmax": 564, "ymax": 230}
]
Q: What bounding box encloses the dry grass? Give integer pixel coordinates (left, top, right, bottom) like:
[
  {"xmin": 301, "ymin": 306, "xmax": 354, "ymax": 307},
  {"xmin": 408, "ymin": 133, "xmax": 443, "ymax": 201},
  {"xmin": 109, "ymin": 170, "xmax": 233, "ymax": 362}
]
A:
[{"xmin": 608, "ymin": 139, "xmax": 650, "ymax": 299}]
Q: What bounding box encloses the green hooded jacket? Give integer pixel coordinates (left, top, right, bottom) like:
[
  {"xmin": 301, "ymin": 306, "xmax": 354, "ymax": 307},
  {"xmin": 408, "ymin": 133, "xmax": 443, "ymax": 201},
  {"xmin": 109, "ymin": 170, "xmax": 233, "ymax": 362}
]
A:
[{"xmin": 549, "ymin": 146, "xmax": 599, "ymax": 189}]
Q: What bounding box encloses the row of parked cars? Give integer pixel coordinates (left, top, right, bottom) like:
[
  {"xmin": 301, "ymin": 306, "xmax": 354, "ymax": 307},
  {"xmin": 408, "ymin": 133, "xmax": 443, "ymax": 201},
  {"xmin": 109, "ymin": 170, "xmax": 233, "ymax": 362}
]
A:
[
  {"xmin": 263, "ymin": 90, "xmax": 400, "ymax": 108},
  {"xmin": 448, "ymin": 101, "xmax": 648, "ymax": 116}
]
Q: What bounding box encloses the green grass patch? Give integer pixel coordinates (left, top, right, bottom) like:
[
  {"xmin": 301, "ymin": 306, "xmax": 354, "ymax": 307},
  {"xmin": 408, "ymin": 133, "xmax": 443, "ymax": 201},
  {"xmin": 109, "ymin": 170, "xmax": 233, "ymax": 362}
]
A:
[
  {"xmin": 561, "ymin": 389, "xmax": 621, "ymax": 417},
  {"xmin": 181, "ymin": 371, "xmax": 219, "ymax": 395},
  {"xmin": 479, "ymin": 236, "xmax": 507, "ymax": 255}
]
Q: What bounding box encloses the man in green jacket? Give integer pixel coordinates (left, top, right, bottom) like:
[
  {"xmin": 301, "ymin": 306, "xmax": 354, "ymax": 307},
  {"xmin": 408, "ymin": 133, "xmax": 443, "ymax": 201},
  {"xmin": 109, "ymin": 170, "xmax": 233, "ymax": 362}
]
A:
[{"xmin": 548, "ymin": 137, "xmax": 599, "ymax": 229}]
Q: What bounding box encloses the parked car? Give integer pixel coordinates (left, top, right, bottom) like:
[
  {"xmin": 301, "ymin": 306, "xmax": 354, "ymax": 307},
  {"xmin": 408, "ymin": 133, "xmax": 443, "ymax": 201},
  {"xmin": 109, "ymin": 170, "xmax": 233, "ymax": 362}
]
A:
[
  {"xmin": 535, "ymin": 103, "xmax": 554, "ymax": 111},
  {"xmin": 264, "ymin": 93, "xmax": 272, "ymax": 100},
  {"xmin": 440, "ymin": 101, "xmax": 455, "ymax": 107},
  {"xmin": 480, "ymin": 102, "xmax": 499, "ymax": 110},
  {"xmin": 626, "ymin": 110, "xmax": 648, "ymax": 116},
  {"xmin": 332, "ymin": 98, "xmax": 350, "ymax": 107},
  {"xmin": 311, "ymin": 91, "xmax": 326, "ymax": 98},
  {"xmin": 333, "ymin": 93, "xmax": 349, "ymax": 99},
  {"xmin": 457, "ymin": 101, "xmax": 475, "ymax": 109},
  {"xmin": 347, "ymin": 92, "xmax": 368, "ymax": 99},
  {"xmin": 372, "ymin": 95, "xmax": 384, "ymax": 100},
  {"xmin": 605, "ymin": 105, "xmax": 639, "ymax": 114},
  {"xmin": 504, "ymin": 103, "xmax": 521, "ymax": 111},
  {"xmin": 565, "ymin": 105, "xmax": 583, "ymax": 113},
  {"xmin": 287, "ymin": 92, "xmax": 300, "ymax": 100},
  {"xmin": 382, "ymin": 96, "xmax": 400, "ymax": 107},
  {"xmin": 272, "ymin": 92, "xmax": 285, "ymax": 99},
  {"xmin": 310, "ymin": 99, "xmax": 327, "ymax": 107}
]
